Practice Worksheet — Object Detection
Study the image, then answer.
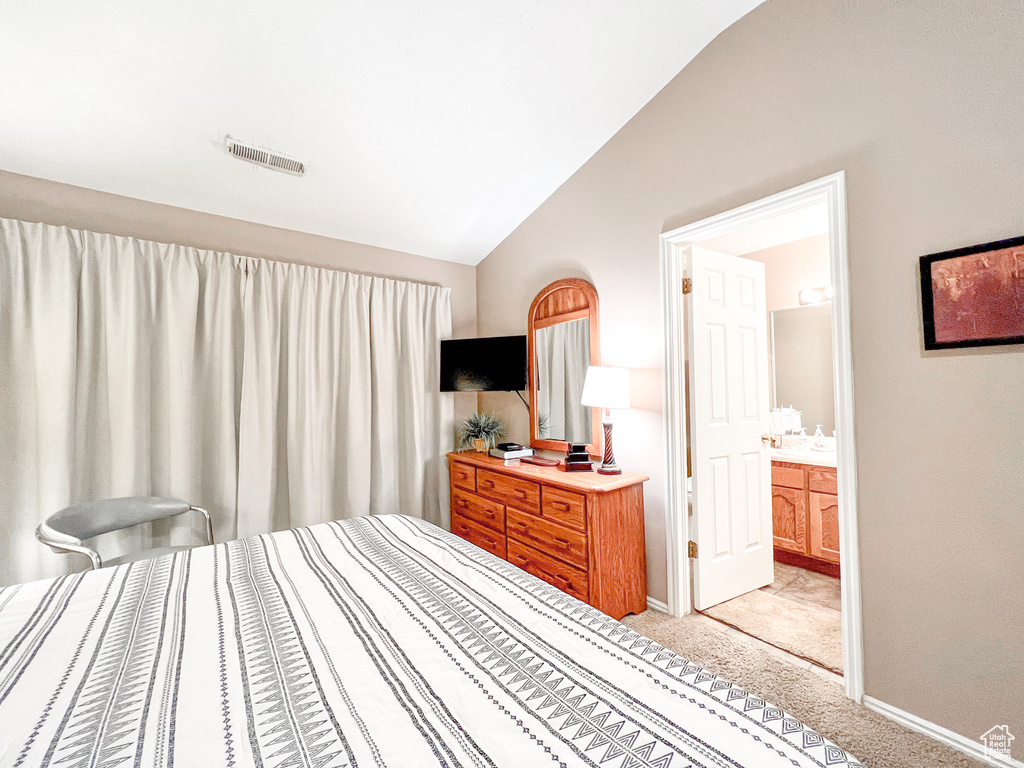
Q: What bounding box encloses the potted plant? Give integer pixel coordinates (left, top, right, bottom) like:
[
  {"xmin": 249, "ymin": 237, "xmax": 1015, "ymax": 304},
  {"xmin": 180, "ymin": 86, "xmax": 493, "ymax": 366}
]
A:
[{"xmin": 457, "ymin": 412, "xmax": 506, "ymax": 453}]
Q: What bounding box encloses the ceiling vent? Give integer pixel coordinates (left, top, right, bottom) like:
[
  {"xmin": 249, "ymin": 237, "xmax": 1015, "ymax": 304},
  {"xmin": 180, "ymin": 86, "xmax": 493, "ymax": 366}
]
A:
[{"xmin": 225, "ymin": 136, "xmax": 305, "ymax": 176}]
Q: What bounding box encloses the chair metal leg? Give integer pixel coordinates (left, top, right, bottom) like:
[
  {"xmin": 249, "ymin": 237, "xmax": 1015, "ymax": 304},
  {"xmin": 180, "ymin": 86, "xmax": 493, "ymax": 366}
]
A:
[
  {"xmin": 192, "ymin": 506, "xmax": 214, "ymax": 545},
  {"xmin": 34, "ymin": 527, "xmax": 102, "ymax": 569}
]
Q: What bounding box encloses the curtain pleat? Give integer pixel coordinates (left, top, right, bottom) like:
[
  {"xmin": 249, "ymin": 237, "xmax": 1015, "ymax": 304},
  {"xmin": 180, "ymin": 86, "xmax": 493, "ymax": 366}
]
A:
[
  {"xmin": 367, "ymin": 278, "xmax": 453, "ymax": 528},
  {"xmin": 0, "ymin": 217, "xmax": 453, "ymax": 586},
  {"xmin": 236, "ymin": 261, "xmax": 374, "ymax": 537}
]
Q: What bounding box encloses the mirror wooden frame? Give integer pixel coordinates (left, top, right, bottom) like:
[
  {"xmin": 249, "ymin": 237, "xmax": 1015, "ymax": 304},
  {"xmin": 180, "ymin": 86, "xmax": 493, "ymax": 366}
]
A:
[{"xmin": 528, "ymin": 278, "xmax": 601, "ymax": 455}]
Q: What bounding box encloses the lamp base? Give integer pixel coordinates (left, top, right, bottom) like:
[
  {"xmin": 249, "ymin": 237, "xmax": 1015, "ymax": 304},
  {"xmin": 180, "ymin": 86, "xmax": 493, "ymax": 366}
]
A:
[{"xmin": 598, "ymin": 417, "xmax": 622, "ymax": 475}]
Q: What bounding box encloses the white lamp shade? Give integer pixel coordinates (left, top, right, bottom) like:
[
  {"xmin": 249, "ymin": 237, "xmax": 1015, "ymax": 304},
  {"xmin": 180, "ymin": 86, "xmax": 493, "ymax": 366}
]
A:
[{"xmin": 580, "ymin": 366, "xmax": 630, "ymax": 410}]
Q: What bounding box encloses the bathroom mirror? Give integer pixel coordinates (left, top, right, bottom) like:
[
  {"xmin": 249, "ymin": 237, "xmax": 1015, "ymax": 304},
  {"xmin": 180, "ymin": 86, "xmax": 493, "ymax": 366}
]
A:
[
  {"xmin": 770, "ymin": 302, "xmax": 836, "ymax": 433},
  {"xmin": 528, "ymin": 279, "xmax": 601, "ymax": 454}
]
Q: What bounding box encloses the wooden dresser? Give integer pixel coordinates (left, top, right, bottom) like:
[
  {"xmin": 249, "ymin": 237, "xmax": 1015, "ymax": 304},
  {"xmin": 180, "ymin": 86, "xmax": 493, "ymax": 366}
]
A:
[
  {"xmin": 771, "ymin": 459, "xmax": 840, "ymax": 577},
  {"xmin": 447, "ymin": 452, "xmax": 648, "ymax": 619}
]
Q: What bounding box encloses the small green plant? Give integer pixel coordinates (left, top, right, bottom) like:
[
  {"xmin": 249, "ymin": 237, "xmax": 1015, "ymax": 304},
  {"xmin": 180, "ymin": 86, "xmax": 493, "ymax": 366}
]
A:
[{"xmin": 457, "ymin": 412, "xmax": 506, "ymax": 451}]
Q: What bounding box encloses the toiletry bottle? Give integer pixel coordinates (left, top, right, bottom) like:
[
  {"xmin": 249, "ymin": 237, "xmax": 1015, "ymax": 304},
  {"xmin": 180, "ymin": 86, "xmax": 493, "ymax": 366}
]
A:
[
  {"xmin": 813, "ymin": 425, "xmax": 826, "ymax": 450},
  {"xmin": 798, "ymin": 427, "xmax": 808, "ymax": 449}
]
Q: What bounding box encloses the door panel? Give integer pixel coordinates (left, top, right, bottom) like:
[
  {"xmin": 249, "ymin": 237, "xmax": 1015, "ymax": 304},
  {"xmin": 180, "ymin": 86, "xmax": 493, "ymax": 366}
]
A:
[{"xmin": 688, "ymin": 246, "xmax": 774, "ymax": 610}]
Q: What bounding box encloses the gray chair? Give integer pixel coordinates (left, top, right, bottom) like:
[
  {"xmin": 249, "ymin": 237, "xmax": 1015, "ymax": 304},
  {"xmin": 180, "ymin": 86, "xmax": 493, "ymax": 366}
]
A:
[{"xmin": 36, "ymin": 497, "xmax": 214, "ymax": 569}]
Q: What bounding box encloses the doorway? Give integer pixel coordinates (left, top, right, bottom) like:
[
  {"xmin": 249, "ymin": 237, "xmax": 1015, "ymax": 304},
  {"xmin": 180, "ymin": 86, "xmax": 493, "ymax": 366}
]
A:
[{"xmin": 659, "ymin": 172, "xmax": 863, "ymax": 702}]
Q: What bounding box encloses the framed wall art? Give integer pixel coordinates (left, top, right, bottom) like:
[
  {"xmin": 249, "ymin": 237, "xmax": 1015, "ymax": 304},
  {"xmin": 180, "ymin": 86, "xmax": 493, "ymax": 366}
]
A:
[{"xmin": 920, "ymin": 235, "xmax": 1024, "ymax": 350}]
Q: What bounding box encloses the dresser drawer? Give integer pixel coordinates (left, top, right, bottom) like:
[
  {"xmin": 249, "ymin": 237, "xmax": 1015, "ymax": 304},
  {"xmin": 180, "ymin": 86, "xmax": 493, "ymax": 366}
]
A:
[
  {"xmin": 808, "ymin": 466, "xmax": 837, "ymax": 495},
  {"xmin": 451, "ymin": 490, "xmax": 505, "ymax": 534},
  {"xmin": 477, "ymin": 469, "xmax": 540, "ymax": 512},
  {"xmin": 450, "ymin": 461, "xmax": 476, "ymax": 492},
  {"xmin": 507, "ymin": 539, "xmax": 588, "ymax": 602},
  {"xmin": 451, "ymin": 512, "xmax": 506, "ymax": 559},
  {"xmin": 506, "ymin": 509, "xmax": 587, "ymax": 570},
  {"xmin": 540, "ymin": 487, "xmax": 586, "ymax": 531},
  {"xmin": 771, "ymin": 463, "xmax": 805, "ymax": 490}
]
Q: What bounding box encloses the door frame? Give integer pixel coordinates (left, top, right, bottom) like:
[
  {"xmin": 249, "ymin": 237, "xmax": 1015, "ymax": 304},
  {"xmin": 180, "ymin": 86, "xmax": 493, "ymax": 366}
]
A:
[{"xmin": 659, "ymin": 171, "xmax": 864, "ymax": 702}]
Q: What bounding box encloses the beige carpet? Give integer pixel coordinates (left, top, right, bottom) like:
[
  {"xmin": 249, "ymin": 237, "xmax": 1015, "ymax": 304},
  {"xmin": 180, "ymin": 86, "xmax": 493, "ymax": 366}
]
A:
[
  {"xmin": 623, "ymin": 611, "xmax": 986, "ymax": 768},
  {"xmin": 702, "ymin": 588, "xmax": 844, "ymax": 673}
]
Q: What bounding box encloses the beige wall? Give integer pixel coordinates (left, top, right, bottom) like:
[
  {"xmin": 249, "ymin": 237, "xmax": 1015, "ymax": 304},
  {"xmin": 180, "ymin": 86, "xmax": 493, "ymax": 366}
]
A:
[
  {"xmin": 744, "ymin": 233, "xmax": 830, "ymax": 312},
  {"xmin": 745, "ymin": 235, "xmax": 835, "ymax": 430},
  {"xmin": 477, "ymin": 0, "xmax": 1022, "ymax": 746}
]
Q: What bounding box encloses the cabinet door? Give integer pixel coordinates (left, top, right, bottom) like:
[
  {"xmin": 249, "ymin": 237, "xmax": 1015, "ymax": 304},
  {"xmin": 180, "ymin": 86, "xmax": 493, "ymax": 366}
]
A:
[
  {"xmin": 772, "ymin": 486, "xmax": 807, "ymax": 554},
  {"xmin": 809, "ymin": 492, "xmax": 841, "ymax": 563}
]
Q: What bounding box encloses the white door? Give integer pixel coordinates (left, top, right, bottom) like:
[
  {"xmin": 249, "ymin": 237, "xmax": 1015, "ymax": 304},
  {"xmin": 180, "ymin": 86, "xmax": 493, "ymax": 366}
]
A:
[{"xmin": 687, "ymin": 246, "xmax": 773, "ymax": 611}]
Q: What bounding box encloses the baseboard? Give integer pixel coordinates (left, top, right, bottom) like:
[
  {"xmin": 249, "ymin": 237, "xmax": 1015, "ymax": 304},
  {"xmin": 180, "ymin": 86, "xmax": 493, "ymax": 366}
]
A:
[
  {"xmin": 863, "ymin": 696, "xmax": 1023, "ymax": 768},
  {"xmin": 646, "ymin": 596, "xmax": 670, "ymax": 614}
]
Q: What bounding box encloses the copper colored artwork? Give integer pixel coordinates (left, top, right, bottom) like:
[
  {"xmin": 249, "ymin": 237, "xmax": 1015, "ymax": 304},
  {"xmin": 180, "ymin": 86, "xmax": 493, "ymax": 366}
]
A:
[{"xmin": 930, "ymin": 246, "xmax": 1024, "ymax": 344}]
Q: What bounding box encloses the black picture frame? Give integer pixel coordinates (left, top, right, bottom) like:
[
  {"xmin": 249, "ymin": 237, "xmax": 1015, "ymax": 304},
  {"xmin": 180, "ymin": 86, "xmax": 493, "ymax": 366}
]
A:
[{"xmin": 920, "ymin": 235, "xmax": 1024, "ymax": 350}]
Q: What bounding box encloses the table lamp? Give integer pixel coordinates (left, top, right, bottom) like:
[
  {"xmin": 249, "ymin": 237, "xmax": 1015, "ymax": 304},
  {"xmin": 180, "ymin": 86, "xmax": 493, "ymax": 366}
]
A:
[{"xmin": 580, "ymin": 366, "xmax": 630, "ymax": 475}]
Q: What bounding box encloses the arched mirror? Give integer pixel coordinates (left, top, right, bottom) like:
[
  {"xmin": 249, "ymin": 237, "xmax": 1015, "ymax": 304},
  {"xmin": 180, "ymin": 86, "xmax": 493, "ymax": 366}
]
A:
[{"xmin": 528, "ymin": 279, "xmax": 601, "ymax": 455}]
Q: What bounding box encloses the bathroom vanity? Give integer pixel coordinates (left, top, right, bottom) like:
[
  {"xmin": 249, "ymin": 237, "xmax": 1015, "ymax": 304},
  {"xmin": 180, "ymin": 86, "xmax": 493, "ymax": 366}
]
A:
[{"xmin": 771, "ymin": 454, "xmax": 840, "ymax": 578}]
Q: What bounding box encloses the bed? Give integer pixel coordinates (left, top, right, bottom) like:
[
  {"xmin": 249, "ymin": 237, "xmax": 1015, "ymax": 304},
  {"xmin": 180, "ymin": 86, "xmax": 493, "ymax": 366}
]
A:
[{"xmin": 0, "ymin": 514, "xmax": 862, "ymax": 767}]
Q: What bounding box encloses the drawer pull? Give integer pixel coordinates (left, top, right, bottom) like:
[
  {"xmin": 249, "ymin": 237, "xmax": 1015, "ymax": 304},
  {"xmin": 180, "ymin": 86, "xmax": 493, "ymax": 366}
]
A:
[
  {"xmin": 513, "ymin": 488, "xmax": 528, "ymax": 498},
  {"xmin": 512, "ymin": 554, "xmax": 528, "ymax": 565},
  {"xmin": 484, "ymin": 537, "xmax": 495, "ymax": 546},
  {"xmin": 554, "ymin": 574, "xmax": 571, "ymax": 586},
  {"xmin": 484, "ymin": 510, "xmax": 494, "ymax": 519},
  {"xmin": 552, "ymin": 501, "xmax": 571, "ymax": 511},
  {"xmin": 456, "ymin": 498, "xmax": 468, "ymax": 508},
  {"xmin": 481, "ymin": 479, "xmax": 495, "ymax": 488},
  {"xmin": 554, "ymin": 537, "xmax": 570, "ymax": 550},
  {"xmin": 513, "ymin": 521, "xmax": 528, "ymax": 531}
]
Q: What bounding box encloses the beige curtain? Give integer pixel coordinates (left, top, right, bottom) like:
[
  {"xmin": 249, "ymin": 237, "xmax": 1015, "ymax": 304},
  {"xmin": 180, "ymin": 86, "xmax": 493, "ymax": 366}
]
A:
[
  {"xmin": 236, "ymin": 259, "xmax": 453, "ymax": 538},
  {"xmin": 0, "ymin": 218, "xmax": 242, "ymax": 585},
  {"xmin": 0, "ymin": 217, "xmax": 453, "ymax": 586}
]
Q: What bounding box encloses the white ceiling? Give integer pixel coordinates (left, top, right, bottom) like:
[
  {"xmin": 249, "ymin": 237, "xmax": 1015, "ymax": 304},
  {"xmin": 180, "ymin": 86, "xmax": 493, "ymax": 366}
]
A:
[
  {"xmin": 697, "ymin": 203, "xmax": 829, "ymax": 256},
  {"xmin": 1, "ymin": 1, "xmax": 763, "ymax": 265}
]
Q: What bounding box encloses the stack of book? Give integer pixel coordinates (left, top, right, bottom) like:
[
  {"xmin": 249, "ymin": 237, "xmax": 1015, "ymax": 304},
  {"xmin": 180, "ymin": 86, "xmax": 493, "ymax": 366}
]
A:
[
  {"xmin": 489, "ymin": 446, "xmax": 533, "ymax": 465},
  {"xmin": 563, "ymin": 443, "xmax": 593, "ymax": 472}
]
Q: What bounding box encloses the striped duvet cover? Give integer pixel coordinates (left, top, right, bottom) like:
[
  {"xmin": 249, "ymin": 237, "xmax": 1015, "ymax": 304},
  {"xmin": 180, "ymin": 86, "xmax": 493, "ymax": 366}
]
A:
[{"xmin": 0, "ymin": 514, "xmax": 861, "ymax": 767}]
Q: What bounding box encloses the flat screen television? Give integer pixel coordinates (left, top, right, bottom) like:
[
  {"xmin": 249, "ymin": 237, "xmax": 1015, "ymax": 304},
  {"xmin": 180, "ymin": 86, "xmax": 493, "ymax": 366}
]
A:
[{"xmin": 440, "ymin": 335, "xmax": 527, "ymax": 392}]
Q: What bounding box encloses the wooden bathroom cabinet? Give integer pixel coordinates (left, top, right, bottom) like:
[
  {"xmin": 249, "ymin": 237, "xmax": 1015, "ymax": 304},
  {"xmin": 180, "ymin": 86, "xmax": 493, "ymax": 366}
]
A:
[{"xmin": 771, "ymin": 460, "xmax": 840, "ymax": 577}]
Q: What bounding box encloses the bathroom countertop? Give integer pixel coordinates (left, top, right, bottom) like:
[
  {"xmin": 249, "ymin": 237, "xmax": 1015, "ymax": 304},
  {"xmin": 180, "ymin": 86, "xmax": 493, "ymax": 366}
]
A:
[{"xmin": 770, "ymin": 447, "xmax": 837, "ymax": 468}]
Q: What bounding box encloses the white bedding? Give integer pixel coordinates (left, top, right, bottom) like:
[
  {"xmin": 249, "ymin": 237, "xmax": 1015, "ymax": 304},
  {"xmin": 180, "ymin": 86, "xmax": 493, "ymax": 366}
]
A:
[{"xmin": 0, "ymin": 514, "xmax": 862, "ymax": 767}]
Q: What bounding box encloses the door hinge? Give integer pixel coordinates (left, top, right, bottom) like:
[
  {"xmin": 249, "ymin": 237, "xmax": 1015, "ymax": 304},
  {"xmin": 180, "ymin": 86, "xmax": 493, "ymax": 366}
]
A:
[
  {"xmin": 681, "ymin": 278, "xmax": 693, "ymax": 295},
  {"xmin": 687, "ymin": 540, "xmax": 698, "ymax": 558}
]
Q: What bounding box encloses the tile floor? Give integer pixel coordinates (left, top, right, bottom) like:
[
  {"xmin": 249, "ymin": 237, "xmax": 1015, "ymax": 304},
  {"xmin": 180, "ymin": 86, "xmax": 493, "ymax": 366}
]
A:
[
  {"xmin": 759, "ymin": 561, "xmax": 842, "ymax": 613},
  {"xmin": 698, "ymin": 561, "xmax": 844, "ymax": 679},
  {"xmin": 688, "ymin": 611, "xmax": 845, "ymax": 685}
]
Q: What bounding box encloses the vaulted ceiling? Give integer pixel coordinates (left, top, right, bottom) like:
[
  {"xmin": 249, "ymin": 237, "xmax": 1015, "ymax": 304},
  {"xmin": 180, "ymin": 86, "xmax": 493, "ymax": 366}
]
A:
[{"xmin": 1, "ymin": 1, "xmax": 763, "ymax": 264}]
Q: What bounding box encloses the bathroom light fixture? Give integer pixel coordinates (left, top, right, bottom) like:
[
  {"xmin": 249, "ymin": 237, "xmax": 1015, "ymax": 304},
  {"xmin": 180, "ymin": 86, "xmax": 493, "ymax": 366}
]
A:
[
  {"xmin": 799, "ymin": 284, "xmax": 833, "ymax": 305},
  {"xmin": 580, "ymin": 366, "xmax": 630, "ymax": 475}
]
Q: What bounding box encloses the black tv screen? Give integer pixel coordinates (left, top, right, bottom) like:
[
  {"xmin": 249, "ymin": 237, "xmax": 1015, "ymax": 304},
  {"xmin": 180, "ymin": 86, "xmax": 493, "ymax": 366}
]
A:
[{"xmin": 440, "ymin": 335, "xmax": 527, "ymax": 392}]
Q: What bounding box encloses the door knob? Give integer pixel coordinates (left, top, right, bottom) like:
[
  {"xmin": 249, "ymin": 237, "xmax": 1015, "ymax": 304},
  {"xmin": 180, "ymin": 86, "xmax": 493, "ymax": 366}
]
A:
[{"xmin": 761, "ymin": 433, "xmax": 779, "ymax": 447}]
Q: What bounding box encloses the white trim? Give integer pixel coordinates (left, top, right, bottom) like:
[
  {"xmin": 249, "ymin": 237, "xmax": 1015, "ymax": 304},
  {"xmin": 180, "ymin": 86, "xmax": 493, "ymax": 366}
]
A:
[
  {"xmin": 659, "ymin": 233, "xmax": 689, "ymax": 617},
  {"xmin": 659, "ymin": 171, "xmax": 864, "ymax": 703},
  {"xmin": 864, "ymin": 696, "xmax": 1024, "ymax": 768},
  {"xmin": 645, "ymin": 596, "xmax": 670, "ymax": 614}
]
